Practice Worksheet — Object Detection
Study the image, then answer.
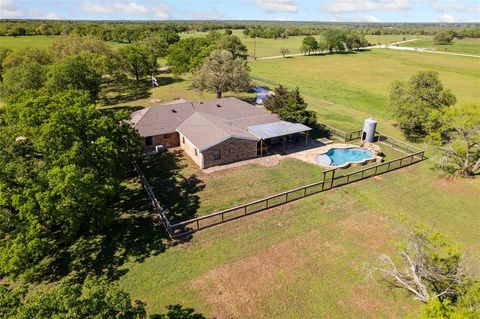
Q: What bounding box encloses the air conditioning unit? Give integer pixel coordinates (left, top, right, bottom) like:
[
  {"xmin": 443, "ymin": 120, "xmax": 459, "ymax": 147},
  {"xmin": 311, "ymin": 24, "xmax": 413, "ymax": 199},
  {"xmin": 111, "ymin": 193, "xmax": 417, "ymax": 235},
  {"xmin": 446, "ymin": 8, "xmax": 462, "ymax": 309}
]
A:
[{"xmin": 155, "ymin": 145, "xmax": 166, "ymax": 153}]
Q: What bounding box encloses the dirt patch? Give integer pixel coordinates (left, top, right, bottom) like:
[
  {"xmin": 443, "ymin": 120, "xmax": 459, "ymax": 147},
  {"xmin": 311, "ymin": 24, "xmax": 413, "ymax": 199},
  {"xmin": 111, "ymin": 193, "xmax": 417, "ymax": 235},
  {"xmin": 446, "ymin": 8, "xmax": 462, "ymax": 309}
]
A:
[
  {"xmin": 190, "ymin": 230, "xmax": 344, "ymax": 319},
  {"xmin": 329, "ymin": 211, "xmax": 396, "ymax": 250}
]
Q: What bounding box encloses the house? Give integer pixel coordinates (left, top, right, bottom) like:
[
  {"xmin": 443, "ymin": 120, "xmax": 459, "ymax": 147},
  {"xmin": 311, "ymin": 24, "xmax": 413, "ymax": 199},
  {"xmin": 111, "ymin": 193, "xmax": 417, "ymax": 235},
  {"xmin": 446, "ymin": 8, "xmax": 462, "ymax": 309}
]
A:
[{"xmin": 131, "ymin": 97, "xmax": 311, "ymax": 169}]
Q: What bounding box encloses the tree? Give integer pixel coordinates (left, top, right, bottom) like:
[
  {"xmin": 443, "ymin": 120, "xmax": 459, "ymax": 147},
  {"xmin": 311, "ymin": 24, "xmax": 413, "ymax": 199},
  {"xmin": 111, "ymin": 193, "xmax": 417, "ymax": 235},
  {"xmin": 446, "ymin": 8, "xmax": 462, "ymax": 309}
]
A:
[
  {"xmin": 369, "ymin": 225, "xmax": 480, "ymax": 317},
  {"xmin": 140, "ymin": 35, "xmax": 170, "ymax": 69},
  {"xmin": 0, "ymin": 46, "xmax": 12, "ymax": 82},
  {"xmin": 213, "ymin": 34, "xmax": 248, "ymax": 59},
  {"xmin": 264, "ymin": 85, "xmax": 317, "ymax": 126},
  {"xmin": 2, "ymin": 47, "xmax": 52, "ymax": 70},
  {"xmin": 166, "ymin": 37, "xmax": 211, "ymax": 75},
  {"xmin": 0, "ymin": 90, "xmax": 142, "ymax": 279},
  {"xmin": 300, "ymin": 36, "xmax": 318, "ymax": 55},
  {"xmin": 0, "ymin": 277, "xmax": 146, "ymax": 318},
  {"xmin": 119, "ymin": 45, "xmax": 150, "ymax": 81},
  {"xmin": 390, "ymin": 71, "xmax": 456, "ymax": 140},
  {"xmin": 192, "ymin": 50, "xmax": 251, "ymax": 98},
  {"xmin": 437, "ymin": 103, "xmax": 480, "ymax": 177},
  {"xmin": 434, "ymin": 32, "xmax": 454, "ymax": 45},
  {"xmin": 323, "ymin": 29, "xmax": 347, "ymax": 53},
  {"xmin": 45, "ymin": 53, "xmax": 103, "ymax": 100},
  {"xmin": 280, "ymin": 47, "xmax": 290, "ymax": 57},
  {"xmin": 1, "ymin": 62, "xmax": 47, "ymax": 99}
]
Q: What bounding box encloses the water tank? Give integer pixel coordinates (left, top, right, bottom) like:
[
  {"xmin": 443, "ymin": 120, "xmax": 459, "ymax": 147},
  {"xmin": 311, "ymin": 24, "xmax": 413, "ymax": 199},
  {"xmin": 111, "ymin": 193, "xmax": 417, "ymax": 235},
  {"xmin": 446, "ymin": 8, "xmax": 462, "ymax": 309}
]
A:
[{"xmin": 362, "ymin": 118, "xmax": 377, "ymax": 143}]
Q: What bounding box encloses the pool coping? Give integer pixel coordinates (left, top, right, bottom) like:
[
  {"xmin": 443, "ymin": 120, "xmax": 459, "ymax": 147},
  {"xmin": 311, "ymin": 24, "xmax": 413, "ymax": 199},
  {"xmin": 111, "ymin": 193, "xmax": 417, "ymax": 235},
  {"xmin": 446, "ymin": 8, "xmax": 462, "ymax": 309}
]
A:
[{"xmin": 315, "ymin": 145, "xmax": 379, "ymax": 169}]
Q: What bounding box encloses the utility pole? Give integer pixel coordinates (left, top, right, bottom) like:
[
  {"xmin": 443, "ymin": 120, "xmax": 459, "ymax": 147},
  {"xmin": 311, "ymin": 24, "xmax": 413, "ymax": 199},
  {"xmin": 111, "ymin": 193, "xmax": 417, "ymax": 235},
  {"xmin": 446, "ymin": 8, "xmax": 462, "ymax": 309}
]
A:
[{"xmin": 254, "ymin": 35, "xmax": 256, "ymax": 60}]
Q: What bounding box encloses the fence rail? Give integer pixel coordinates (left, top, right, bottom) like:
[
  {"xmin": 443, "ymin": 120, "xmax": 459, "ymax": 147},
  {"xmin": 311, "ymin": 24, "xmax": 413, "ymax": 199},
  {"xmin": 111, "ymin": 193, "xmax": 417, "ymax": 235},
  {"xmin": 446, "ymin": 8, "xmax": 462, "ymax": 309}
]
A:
[
  {"xmin": 169, "ymin": 150, "xmax": 424, "ymax": 238},
  {"xmin": 134, "ymin": 128, "xmax": 426, "ymax": 239}
]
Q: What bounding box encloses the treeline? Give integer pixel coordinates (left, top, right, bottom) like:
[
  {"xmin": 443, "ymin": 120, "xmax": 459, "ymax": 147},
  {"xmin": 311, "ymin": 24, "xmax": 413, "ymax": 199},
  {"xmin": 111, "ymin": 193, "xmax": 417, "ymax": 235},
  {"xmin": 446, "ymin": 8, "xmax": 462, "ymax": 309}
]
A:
[{"xmin": 1, "ymin": 20, "xmax": 480, "ymax": 41}]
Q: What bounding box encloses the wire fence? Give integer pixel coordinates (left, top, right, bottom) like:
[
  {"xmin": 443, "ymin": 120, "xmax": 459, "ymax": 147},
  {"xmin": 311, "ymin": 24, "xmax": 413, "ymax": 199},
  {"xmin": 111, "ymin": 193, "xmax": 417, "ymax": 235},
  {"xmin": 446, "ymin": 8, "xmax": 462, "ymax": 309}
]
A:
[{"xmin": 134, "ymin": 126, "xmax": 425, "ymax": 239}]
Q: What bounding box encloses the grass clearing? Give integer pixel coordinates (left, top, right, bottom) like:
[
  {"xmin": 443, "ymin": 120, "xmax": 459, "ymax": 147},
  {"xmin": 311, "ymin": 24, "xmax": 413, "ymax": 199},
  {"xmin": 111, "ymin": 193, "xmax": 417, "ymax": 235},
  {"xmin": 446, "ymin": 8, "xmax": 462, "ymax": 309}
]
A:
[
  {"xmin": 399, "ymin": 37, "xmax": 480, "ymax": 55},
  {"xmin": 249, "ymin": 49, "xmax": 480, "ymax": 134},
  {"xmin": 0, "ymin": 35, "xmax": 128, "ymax": 51},
  {"xmin": 117, "ymin": 48, "xmax": 479, "ymax": 318}
]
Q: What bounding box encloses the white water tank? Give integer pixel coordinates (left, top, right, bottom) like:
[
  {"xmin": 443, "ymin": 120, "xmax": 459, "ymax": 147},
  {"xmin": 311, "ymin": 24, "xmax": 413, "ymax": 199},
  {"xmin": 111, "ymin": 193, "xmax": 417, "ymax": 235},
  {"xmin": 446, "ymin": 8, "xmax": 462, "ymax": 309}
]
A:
[{"xmin": 362, "ymin": 118, "xmax": 377, "ymax": 143}]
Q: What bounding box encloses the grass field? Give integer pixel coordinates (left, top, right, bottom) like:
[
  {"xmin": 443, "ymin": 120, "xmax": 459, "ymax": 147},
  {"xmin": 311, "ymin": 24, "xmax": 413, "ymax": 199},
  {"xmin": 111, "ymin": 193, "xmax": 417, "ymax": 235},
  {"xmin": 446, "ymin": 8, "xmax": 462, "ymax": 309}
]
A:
[
  {"xmin": 249, "ymin": 49, "xmax": 480, "ymax": 134},
  {"xmin": 0, "ymin": 35, "xmax": 127, "ymax": 51},
  {"xmin": 3, "ymin": 32, "xmax": 478, "ymax": 318},
  {"xmin": 113, "ymin": 47, "xmax": 480, "ymax": 318},
  {"xmin": 399, "ymin": 37, "xmax": 480, "ymax": 55}
]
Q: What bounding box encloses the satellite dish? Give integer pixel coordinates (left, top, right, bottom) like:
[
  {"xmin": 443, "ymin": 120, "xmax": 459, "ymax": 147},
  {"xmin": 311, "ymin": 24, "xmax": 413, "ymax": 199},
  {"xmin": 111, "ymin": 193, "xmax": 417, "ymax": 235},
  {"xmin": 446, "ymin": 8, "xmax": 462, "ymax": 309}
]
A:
[{"xmin": 256, "ymin": 98, "xmax": 263, "ymax": 104}]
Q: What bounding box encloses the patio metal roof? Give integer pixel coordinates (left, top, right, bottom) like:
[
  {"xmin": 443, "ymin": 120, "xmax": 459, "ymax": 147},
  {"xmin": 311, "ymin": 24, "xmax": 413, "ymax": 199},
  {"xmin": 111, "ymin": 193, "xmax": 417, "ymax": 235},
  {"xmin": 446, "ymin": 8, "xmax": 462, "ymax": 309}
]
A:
[{"xmin": 247, "ymin": 121, "xmax": 311, "ymax": 139}]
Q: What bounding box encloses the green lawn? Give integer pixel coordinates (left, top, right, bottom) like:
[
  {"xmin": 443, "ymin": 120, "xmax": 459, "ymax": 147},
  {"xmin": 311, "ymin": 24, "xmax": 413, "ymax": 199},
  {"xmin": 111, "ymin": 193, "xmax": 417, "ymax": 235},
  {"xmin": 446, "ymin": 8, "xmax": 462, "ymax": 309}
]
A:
[
  {"xmin": 0, "ymin": 35, "xmax": 128, "ymax": 51},
  {"xmin": 249, "ymin": 49, "xmax": 480, "ymax": 135},
  {"xmin": 399, "ymin": 37, "xmax": 480, "ymax": 55},
  {"xmin": 116, "ymin": 48, "xmax": 479, "ymax": 318}
]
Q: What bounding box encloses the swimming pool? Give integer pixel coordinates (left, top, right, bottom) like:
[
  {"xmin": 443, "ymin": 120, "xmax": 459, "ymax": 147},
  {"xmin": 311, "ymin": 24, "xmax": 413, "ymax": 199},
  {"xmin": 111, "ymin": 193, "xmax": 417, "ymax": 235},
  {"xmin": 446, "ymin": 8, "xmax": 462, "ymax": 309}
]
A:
[{"xmin": 315, "ymin": 147, "xmax": 375, "ymax": 167}]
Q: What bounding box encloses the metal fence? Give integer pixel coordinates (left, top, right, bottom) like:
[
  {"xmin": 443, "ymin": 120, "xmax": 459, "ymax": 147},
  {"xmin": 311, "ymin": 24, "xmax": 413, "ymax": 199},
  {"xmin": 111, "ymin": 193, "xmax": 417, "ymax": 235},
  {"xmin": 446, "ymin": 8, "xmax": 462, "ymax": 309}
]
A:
[
  {"xmin": 313, "ymin": 123, "xmax": 362, "ymax": 142},
  {"xmin": 134, "ymin": 128, "xmax": 425, "ymax": 239}
]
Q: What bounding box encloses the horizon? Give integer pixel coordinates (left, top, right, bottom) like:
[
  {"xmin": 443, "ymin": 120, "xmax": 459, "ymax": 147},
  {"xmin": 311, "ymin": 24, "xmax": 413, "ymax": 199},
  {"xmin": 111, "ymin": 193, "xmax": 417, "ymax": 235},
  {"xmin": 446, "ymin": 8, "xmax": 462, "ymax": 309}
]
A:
[{"xmin": 1, "ymin": 0, "xmax": 479, "ymax": 23}]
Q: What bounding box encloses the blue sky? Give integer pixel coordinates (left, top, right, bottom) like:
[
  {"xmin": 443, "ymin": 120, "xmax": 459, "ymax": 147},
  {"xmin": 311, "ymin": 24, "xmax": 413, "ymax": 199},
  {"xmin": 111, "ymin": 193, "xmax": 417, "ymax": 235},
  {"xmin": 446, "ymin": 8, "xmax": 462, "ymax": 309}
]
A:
[{"xmin": 1, "ymin": 0, "xmax": 479, "ymax": 22}]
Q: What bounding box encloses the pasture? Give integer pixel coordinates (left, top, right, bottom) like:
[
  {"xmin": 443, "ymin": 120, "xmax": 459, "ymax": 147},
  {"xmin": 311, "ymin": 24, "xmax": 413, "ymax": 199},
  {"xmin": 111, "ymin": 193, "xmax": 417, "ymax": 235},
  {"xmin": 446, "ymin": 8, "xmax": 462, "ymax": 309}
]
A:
[
  {"xmin": 249, "ymin": 49, "xmax": 480, "ymax": 134},
  {"xmin": 115, "ymin": 46, "xmax": 480, "ymax": 318},
  {"xmin": 399, "ymin": 37, "xmax": 480, "ymax": 55},
  {"xmin": 2, "ymin": 30, "xmax": 478, "ymax": 318}
]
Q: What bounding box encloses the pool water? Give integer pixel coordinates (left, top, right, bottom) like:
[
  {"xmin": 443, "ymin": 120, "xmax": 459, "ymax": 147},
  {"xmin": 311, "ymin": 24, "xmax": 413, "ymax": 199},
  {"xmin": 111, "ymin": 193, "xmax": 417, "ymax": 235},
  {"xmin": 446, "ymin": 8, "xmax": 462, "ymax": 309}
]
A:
[{"xmin": 315, "ymin": 147, "xmax": 374, "ymax": 167}]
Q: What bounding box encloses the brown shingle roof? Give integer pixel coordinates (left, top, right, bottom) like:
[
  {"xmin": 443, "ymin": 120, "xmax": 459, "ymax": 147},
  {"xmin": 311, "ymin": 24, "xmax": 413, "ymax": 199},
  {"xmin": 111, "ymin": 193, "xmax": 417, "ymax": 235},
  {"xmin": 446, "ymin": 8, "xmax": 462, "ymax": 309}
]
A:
[{"xmin": 132, "ymin": 97, "xmax": 289, "ymax": 151}]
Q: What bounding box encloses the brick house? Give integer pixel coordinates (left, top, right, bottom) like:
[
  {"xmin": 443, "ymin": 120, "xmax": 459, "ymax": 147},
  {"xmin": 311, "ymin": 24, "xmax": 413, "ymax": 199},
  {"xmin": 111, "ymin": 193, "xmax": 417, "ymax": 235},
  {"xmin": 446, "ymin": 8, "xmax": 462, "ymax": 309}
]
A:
[{"xmin": 131, "ymin": 97, "xmax": 311, "ymax": 169}]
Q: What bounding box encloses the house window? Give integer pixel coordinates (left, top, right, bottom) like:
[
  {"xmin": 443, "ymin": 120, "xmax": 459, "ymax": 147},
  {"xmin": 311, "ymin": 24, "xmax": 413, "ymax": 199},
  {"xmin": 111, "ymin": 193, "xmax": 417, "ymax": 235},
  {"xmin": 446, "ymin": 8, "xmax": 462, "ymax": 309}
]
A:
[
  {"xmin": 182, "ymin": 136, "xmax": 185, "ymax": 144},
  {"xmin": 213, "ymin": 149, "xmax": 221, "ymax": 160},
  {"xmin": 145, "ymin": 136, "xmax": 153, "ymax": 146},
  {"xmin": 164, "ymin": 134, "xmax": 171, "ymax": 138},
  {"xmin": 195, "ymin": 148, "xmax": 198, "ymax": 156}
]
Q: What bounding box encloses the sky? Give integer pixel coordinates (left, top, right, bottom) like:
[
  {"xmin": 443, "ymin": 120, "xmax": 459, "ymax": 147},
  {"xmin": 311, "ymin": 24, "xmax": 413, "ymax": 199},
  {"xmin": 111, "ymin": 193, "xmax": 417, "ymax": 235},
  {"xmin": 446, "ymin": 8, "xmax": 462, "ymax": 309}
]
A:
[{"xmin": 1, "ymin": 0, "xmax": 479, "ymax": 23}]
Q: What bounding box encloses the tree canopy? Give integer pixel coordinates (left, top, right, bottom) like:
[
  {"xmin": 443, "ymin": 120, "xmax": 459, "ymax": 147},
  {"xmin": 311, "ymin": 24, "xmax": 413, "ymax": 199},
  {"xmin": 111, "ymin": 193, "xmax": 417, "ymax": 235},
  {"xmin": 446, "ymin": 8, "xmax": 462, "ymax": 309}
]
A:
[
  {"xmin": 0, "ymin": 276, "xmax": 146, "ymax": 318},
  {"xmin": 192, "ymin": 50, "xmax": 251, "ymax": 98},
  {"xmin": 0, "ymin": 90, "xmax": 142, "ymax": 279},
  {"xmin": 300, "ymin": 36, "xmax": 319, "ymax": 55},
  {"xmin": 264, "ymin": 85, "xmax": 317, "ymax": 126},
  {"xmin": 390, "ymin": 71, "xmax": 456, "ymax": 140}
]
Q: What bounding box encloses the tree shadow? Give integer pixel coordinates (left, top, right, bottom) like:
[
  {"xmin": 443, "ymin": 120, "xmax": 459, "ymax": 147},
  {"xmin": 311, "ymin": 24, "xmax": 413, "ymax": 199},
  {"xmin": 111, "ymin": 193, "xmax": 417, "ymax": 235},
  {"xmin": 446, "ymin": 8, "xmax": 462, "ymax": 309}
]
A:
[
  {"xmin": 140, "ymin": 151, "xmax": 205, "ymax": 224},
  {"xmin": 98, "ymin": 79, "xmax": 152, "ymax": 106},
  {"xmin": 150, "ymin": 304, "xmax": 208, "ymax": 319},
  {"xmin": 58, "ymin": 178, "xmax": 170, "ymax": 281}
]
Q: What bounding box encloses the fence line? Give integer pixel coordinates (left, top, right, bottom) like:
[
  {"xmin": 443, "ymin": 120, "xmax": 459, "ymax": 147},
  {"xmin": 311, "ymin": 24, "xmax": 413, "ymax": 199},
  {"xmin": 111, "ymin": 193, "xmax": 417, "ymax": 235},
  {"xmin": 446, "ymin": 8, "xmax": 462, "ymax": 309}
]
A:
[
  {"xmin": 133, "ymin": 127, "xmax": 425, "ymax": 239},
  {"xmin": 168, "ymin": 150, "xmax": 424, "ymax": 238},
  {"xmin": 133, "ymin": 161, "xmax": 174, "ymax": 238}
]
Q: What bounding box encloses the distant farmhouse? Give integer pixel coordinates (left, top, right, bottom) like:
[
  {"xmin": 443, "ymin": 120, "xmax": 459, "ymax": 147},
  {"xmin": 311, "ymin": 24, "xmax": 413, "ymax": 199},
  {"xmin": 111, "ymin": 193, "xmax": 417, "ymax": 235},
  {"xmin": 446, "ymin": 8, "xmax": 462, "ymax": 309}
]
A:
[{"xmin": 131, "ymin": 97, "xmax": 311, "ymax": 169}]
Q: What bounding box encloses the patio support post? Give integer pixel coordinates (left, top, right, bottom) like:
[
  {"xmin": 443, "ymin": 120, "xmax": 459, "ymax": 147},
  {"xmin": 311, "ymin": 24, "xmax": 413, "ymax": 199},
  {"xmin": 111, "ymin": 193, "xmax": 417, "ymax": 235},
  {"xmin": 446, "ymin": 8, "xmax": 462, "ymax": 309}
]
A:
[
  {"xmin": 260, "ymin": 139, "xmax": 264, "ymax": 157},
  {"xmin": 305, "ymin": 131, "xmax": 308, "ymax": 146}
]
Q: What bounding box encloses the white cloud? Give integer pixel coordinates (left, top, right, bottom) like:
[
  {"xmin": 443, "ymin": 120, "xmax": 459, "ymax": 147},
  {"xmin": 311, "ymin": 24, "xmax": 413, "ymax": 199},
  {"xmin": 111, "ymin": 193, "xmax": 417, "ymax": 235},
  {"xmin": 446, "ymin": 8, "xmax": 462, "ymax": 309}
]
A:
[
  {"xmin": 324, "ymin": 0, "xmax": 410, "ymax": 14},
  {"xmin": 81, "ymin": 2, "xmax": 113, "ymax": 14},
  {"xmin": 184, "ymin": 9, "xmax": 227, "ymax": 20},
  {"xmin": 113, "ymin": 1, "xmax": 148, "ymax": 14},
  {"xmin": 256, "ymin": 0, "xmax": 299, "ymax": 13},
  {"xmin": 438, "ymin": 13, "xmax": 455, "ymax": 22},
  {"xmin": 154, "ymin": 3, "xmax": 172, "ymax": 19},
  {"xmin": 431, "ymin": 1, "xmax": 480, "ymax": 14},
  {"xmin": 0, "ymin": 0, "xmax": 23, "ymax": 18}
]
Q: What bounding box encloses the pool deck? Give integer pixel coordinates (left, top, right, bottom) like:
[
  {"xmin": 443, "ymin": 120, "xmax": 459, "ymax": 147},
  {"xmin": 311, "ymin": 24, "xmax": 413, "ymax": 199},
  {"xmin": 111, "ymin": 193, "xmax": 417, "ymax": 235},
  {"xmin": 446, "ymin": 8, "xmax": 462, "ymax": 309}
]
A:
[{"xmin": 286, "ymin": 142, "xmax": 360, "ymax": 167}]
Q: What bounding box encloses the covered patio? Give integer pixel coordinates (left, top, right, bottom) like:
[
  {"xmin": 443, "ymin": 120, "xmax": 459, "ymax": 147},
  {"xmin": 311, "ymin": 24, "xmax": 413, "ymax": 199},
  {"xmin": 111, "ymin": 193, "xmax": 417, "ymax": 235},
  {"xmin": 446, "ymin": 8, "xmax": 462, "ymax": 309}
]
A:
[{"xmin": 247, "ymin": 121, "xmax": 312, "ymax": 156}]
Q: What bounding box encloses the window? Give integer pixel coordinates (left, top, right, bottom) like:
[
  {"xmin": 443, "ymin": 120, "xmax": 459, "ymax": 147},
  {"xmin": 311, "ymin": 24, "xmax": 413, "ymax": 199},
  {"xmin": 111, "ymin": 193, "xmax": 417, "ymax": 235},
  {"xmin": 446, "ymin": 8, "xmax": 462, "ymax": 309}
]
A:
[
  {"xmin": 164, "ymin": 134, "xmax": 171, "ymax": 138},
  {"xmin": 145, "ymin": 136, "xmax": 153, "ymax": 146},
  {"xmin": 195, "ymin": 148, "xmax": 198, "ymax": 156},
  {"xmin": 213, "ymin": 149, "xmax": 221, "ymax": 160},
  {"xmin": 182, "ymin": 136, "xmax": 185, "ymax": 144}
]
